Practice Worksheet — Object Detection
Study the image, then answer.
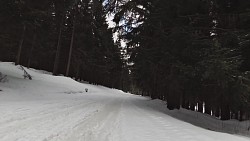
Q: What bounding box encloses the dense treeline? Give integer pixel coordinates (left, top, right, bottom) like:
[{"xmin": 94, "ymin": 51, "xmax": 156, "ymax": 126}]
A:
[
  {"xmin": 0, "ymin": 0, "xmax": 130, "ymax": 91},
  {"xmin": 110, "ymin": 0, "xmax": 250, "ymax": 121},
  {"xmin": 1, "ymin": 0, "xmax": 250, "ymax": 121}
]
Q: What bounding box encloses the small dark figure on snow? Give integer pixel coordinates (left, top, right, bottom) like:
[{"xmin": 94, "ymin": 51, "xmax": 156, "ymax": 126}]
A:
[{"xmin": 85, "ymin": 88, "xmax": 88, "ymax": 92}]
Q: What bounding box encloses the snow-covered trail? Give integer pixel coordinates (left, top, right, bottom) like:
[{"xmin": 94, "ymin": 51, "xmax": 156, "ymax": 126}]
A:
[
  {"xmin": 1, "ymin": 93, "xmax": 249, "ymax": 141},
  {"xmin": 0, "ymin": 62, "xmax": 249, "ymax": 141},
  {"xmin": 0, "ymin": 92, "xmax": 121, "ymax": 141}
]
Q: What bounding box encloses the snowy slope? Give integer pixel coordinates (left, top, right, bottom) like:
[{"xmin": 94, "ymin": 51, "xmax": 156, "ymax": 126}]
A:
[
  {"xmin": 147, "ymin": 99, "xmax": 250, "ymax": 137},
  {"xmin": 0, "ymin": 62, "xmax": 249, "ymax": 141}
]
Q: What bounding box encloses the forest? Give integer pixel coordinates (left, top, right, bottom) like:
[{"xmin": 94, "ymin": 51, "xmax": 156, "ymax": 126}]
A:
[
  {"xmin": 1, "ymin": 0, "xmax": 250, "ymax": 121},
  {"xmin": 0, "ymin": 0, "xmax": 130, "ymax": 90}
]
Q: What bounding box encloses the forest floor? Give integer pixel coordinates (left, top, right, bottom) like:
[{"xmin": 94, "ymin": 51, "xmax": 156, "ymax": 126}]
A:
[{"xmin": 0, "ymin": 62, "xmax": 249, "ymax": 141}]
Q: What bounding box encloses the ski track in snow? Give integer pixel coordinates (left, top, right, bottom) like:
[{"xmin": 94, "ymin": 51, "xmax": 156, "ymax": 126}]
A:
[
  {"xmin": 0, "ymin": 93, "xmax": 124, "ymax": 141},
  {"xmin": 1, "ymin": 94, "xmax": 249, "ymax": 141},
  {"xmin": 0, "ymin": 62, "xmax": 249, "ymax": 141},
  {"xmin": 0, "ymin": 94, "xmax": 249, "ymax": 141}
]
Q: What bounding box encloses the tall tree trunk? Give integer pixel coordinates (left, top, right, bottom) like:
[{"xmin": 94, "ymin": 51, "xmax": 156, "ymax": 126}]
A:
[
  {"xmin": 239, "ymin": 110, "xmax": 245, "ymax": 121},
  {"xmin": 120, "ymin": 68, "xmax": 124, "ymax": 90},
  {"xmin": 181, "ymin": 92, "xmax": 189, "ymax": 109},
  {"xmin": 167, "ymin": 79, "xmax": 181, "ymax": 110},
  {"xmin": 53, "ymin": 18, "xmax": 64, "ymax": 75},
  {"xmin": 75, "ymin": 62, "xmax": 80, "ymax": 81},
  {"xmin": 198, "ymin": 101, "xmax": 203, "ymax": 113},
  {"xmin": 205, "ymin": 101, "xmax": 211, "ymax": 115},
  {"xmin": 15, "ymin": 24, "xmax": 26, "ymax": 65},
  {"xmin": 190, "ymin": 102, "xmax": 195, "ymax": 111},
  {"xmin": 221, "ymin": 104, "xmax": 230, "ymax": 120},
  {"xmin": 66, "ymin": 18, "xmax": 76, "ymax": 76},
  {"xmin": 234, "ymin": 111, "xmax": 239, "ymax": 120},
  {"xmin": 214, "ymin": 106, "xmax": 220, "ymax": 118},
  {"xmin": 27, "ymin": 32, "xmax": 36, "ymax": 68}
]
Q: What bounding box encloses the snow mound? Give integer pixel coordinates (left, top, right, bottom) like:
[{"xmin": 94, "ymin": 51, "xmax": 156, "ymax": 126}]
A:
[
  {"xmin": 0, "ymin": 62, "xmax": 108, "ymax": 101},
  {"xmin": 147, "ymin": 99, "xmax": 250, "ymax": 137}
]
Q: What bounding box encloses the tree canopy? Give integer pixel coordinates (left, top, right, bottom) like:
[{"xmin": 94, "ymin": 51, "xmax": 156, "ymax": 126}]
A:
[{"xmin": 109, "ymin": 0, "xmax": 250, "ymax": 121}]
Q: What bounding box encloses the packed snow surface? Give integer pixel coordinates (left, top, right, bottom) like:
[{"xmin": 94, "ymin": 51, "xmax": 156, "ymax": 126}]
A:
[{"xmin": 0, "ymin": 62, "xmax": 249, "ymax": 141}]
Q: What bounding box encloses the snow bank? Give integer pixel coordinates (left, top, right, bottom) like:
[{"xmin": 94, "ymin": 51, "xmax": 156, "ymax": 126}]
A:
[
  {"xmin": 0, "ymin": 62, "xmax": 111, "ymax": 102},
  {"xmin": 147, "ymin": 99, "xmax": 250, "ymax": 137}
]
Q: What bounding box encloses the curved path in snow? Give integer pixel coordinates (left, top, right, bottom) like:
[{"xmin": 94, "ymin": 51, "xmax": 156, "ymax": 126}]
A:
[
  {"xmin": 0, "ymin": 62, "xmax": 249, "ymax": 141},
  {"xmin": 0, "ymin": 91, "xmax": 249, "ymax": 141}
]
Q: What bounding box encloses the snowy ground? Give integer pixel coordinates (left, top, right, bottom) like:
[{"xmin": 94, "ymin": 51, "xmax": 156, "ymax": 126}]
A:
[{"xmin": 0, "ymin": 62, "xmax": 249, "ymax": 141}]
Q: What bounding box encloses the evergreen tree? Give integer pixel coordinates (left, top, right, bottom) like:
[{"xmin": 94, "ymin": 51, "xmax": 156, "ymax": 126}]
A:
[
  {"xmin": 0, "ymin": 0, "xmax": 128, "ymax": 91},
  {"xmin": 111, "ymin": 0, "xmax": 250, "ymax": 120}
]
